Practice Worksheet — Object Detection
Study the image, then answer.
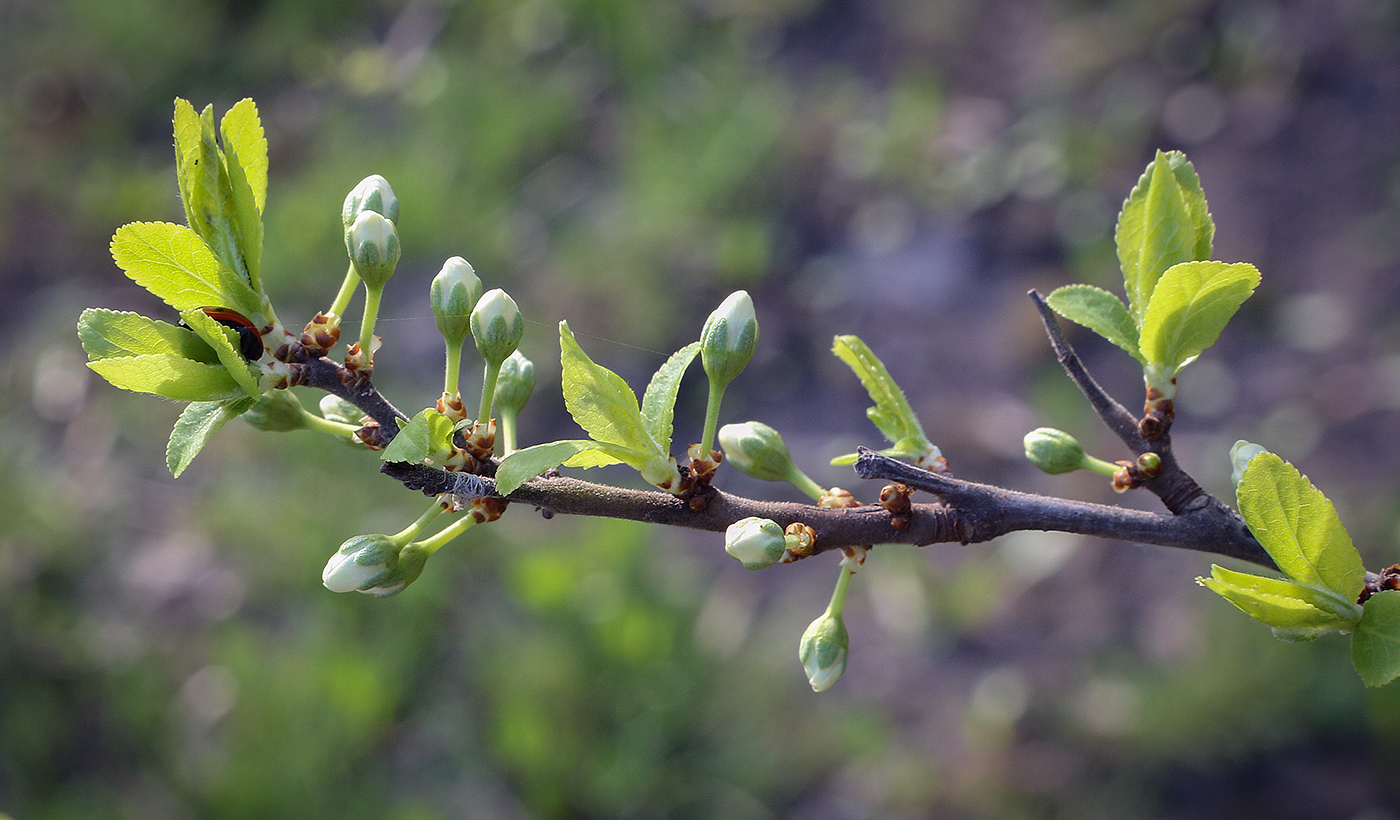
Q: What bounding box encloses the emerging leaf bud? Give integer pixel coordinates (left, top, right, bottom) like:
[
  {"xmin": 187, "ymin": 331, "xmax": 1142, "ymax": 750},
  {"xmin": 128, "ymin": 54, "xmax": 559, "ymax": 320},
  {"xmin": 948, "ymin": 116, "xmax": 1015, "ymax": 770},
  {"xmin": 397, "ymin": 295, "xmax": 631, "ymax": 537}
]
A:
[
  {"xmin": 342, "ymin": 174, "xmax": 399, "ymax": 231},
  {"xmin": 718, "ymin": 421, "xmax": 797, "ymax": 483},
  {"xmin": 701, "ymin": 290, "xmax": 758, "ymax": 390},
  {"xmin": 1023, "ymin": 427, "xmax": 1089, "ymax": 475},
  {"xmin": 724, "ymin": 516, "xmax": 787, "ymax": 570},
  {"xmin": 798, "ymin": 608, "xmax": 849, "ymax": 692},
  {"xmin": 430, "ymin": 256, "xmax": 482, "ymax": 348},
  {"xmin": 471, "ymin": 288, "xmax": 525, "ymax": 366},
  {"xmin": 242, "ymin": 390, "xmax": 307, "ymax": 432},
  {"xmin": 346, "ymin": 210, "xmax": 401, "ymax": 290},
  {"xmin": 1230, "ymin": 440, "xmax": 1269, "ymax": 489},
  {"xmin": 495, "ymin": 350, "xmax": 536, "ymax": 417}
]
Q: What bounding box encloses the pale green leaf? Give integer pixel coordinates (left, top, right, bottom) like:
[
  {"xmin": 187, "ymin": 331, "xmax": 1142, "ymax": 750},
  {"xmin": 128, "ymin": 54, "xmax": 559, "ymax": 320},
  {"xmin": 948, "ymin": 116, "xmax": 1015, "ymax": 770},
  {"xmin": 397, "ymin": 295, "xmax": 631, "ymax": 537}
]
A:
[
  {"xmin": 563, "ymin": 443, "xmax": 647, "ymax": 469},
  {"xmin": 88, "ymin": 354, "xmax": 246, "ymax": 402},
  {"xmin": 640, "ymin": 341, "xmax": 700, "ymax": 452},
  {"xmin": 1237, "ymin": 453, "xmax": 1367, "ymax": 599},
  {"xmin": 219, "ymin": 99, "xmax": 267, "ymax": 213},
  {"xmin": 221, "ymin": 100, "xmax": 265, "ymax": 291},
  {"xmin": 559, "ymin": 321, "xmax": 660, "ymax": 456},
  {"xmin": 496, "ymin": 440, "xmax": 606, "ymax": 495},
  {"xmin": 166, "ymin": 397, "xmax": 256, "ymax": 477},
  {"xmin": 1199, "ymin": 564, "xmax": 1359, "ymax": 641},
  {"xmin": 1139, "ymin": 261, "xmax": 1259, "ymax": 374},
  {"xmin": 831, "ymin": 335, "xmax": 930, "ymax": 451},
  {"xmin": 1117, "ymin": 151, "xmax": 1213, "ymax": 324},
  {"xmin": 110, "ymin": 221, "xmax": 260, "ymax": 317},
  {"xmin": 173, "ymin": 99, "xmax": 202, "ymax": 230},
  {"xmin": 1352, "ymin": 591, "xmax": 1400, "ymax": 687},
  {"xmin": 1045, "ymin": 284, "xmax": 1141, "ymax": 360},
  {"xmin": 187, "ymin": 104, "xmax": 250, "ymax": 287},
  {"xmin": 179, "ymin": 308, "xmax": 262, "ymax": 397},
  {"xmin": 77, "ymin": 308, "xmax": 217, "ymax": 364},
  {"xmin": 381, "ymin": 409, "xmax": 457, "ymax": 465}
]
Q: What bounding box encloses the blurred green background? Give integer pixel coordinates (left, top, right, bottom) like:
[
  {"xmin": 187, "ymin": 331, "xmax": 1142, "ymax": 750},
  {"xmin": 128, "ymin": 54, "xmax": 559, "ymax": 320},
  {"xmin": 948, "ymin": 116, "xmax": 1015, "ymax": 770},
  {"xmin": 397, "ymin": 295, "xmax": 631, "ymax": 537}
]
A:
[{"xmin": 5, "ymin": 0, "xmax": 1400, "ymax": 817}]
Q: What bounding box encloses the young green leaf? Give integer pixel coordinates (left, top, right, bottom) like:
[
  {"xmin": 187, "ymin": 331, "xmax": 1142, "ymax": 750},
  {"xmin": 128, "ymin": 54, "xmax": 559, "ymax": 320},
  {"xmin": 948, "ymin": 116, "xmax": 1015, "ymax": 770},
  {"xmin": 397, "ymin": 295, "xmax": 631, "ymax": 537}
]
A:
[
  {"xmin": 1352, "ymin": 591, "xmax": 1400, "ymax": 687},
  {"xmin": 221, "ymin": 109, "xmax": 265, "ymax": 291},
  {"xmin": 1139, "ymin": 261, "xmax": 1259, "ymax": 376},
  {"xmin": 77, "ymin": 308, "xmax": 218, "ymax": 364},
  {"xmin": 1044, "ymin": 284, "xmax": 1142, "ymax": 361},
  {"xmin": 179, "ymin": 308, "xmax": 262, "ymax": 397},
  {"xmin": 87, "ymin": 354, "xmax": 247, "ymax": 402},
  {"xmin": 381, "ymin": 409, "xmax": 458, "ymax": 465},
  {"xmin": 831, "ymin": 335, "xmax": 931, "ymax": 453},
  {"xmin": 1236, "ymin": 453, "xmax": 1367, "ymax": 600},
  {"xmin": 1116, "ymin": 150, "xmax": 1213, "ymax": 324},
  {"xmin": 173, "ymin": 99, "xmax": 202, "ymax": 230},
  {"xmin": 1198, "ymin": 564, "xmax": 1359, "ymax": 641},
  {"xmin": 219, "ymin": 99, "xmax": 267, "ymax": 213},
  {"xmin": 559, "ymin": 321, "xmax": 662, "ymax": 458},
  {"xmin": 640, "ymin": 341, "xmax": 700, "ymax": 453},
  {"xmin": 110, "ymin": 222, "xmax": 261, "ymax": 318},
  {"xmin": 187, "ymin": 104, "xmax": 249, "ymax": 285},
  {"xmin": 495, "ymin": 440, "xmax": 610, "ymax": 495},
  {"xmin": 167, "ymin": 397, "xmax": 256, "ymax": 477}
]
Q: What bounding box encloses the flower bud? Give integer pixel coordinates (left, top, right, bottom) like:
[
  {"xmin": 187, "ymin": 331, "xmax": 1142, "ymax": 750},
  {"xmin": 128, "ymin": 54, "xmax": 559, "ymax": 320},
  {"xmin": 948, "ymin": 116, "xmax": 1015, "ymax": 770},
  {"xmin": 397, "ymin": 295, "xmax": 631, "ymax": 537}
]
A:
[
  {"xmin": 242, "ymin": 390, "xmax": 307, "ymax": 432},
  {"xmin": 495, "ymin": 350, "xmax": 536, "ymax": 416},
  {"xmin": 798, "ymin": 608, "xmax": 849, "ymax": 692},
  {"xmin": 346, "ymin": 210, "xmax": 401, "ymax": 290},
  {"xmin": 724, "ymin": 517, "xmax": 786, "ymax": 570},
  {"xmin": 430, "ymin": 256, "xmax": 482, "ymax": 348},
  {"xmin": 1023, "ymin": 427, "xmax": 1088, "ymax": 475},
  {"xmin": 718, "ymin": 421, "xmax": 797, "ymax": 483},
  {"xmin": 471, "ymin": 288, "xmax": 525, "ymax": 366},
  {"xmin": 701, "ymin": 290, "xmax": 758, "ymax": 389},
  {"xmin": 322, "ymin": 534, "xmax": 400, "ymax": 593},
  {"xmin": 322, "ymin": 535, "xmax": 427, "ymax": 597},
  {"xmin": 1230, "ymin": 440, "xmax": 1269, "ymax": 489},
  {"xmin": 320, "ymin": 395, "xmax": 361, "ymax": 425},
  {"xmin": 342, "ymin": 174, "xmax": 399, "ymax": 231}
]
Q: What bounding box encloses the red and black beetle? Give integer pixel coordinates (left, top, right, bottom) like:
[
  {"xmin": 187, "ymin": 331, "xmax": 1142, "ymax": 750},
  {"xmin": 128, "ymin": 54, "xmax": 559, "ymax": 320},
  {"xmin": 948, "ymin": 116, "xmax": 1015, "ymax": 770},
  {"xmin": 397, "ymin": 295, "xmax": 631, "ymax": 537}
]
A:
[{"xmin": 183, "ymin": 307, "xmax": 265, "ymax": 361}]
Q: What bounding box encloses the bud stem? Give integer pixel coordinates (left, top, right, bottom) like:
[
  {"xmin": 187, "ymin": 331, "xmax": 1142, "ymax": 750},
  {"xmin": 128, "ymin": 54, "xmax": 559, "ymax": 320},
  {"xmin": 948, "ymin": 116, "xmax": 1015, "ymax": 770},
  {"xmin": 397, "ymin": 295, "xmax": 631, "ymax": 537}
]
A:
[
  {"xmin": 500, "ymin": 408, "xmax": 520, "ymax": 455},
  {"xmin": 790, "ymin": 470, "xmax": 826, "ymax": 501},
  {"xmin": 445, "ymin": 340, "xmax": 464, "ymax": 397},
  {"xmin": 415, "ymin": 511, "xmax": 479, "ymax": 555},
  {"xmin": 301, "ymin": 407, "xmax": 362, "ymax": 438},
  {"xmin": 827, "ymin": 559, "xmax": 855, "ymax": 619},
  {"xmin": 699, "ymin": 382, "xmax": 726, "ymax": 458},
  {"xmin": 328, "ymin": 263, "xmax": 359, "ymax": 319},
  {"xmin": 391, "ymin": 502, "xmax": 447, "ymax": 546},
  {"xmin": 359, "ymin": 283, "xmax": 384, "ymax": 360},
  {"xmin": 1082, "ymin": 454, "xmax": 1121, "ymax": 476},
  {"xmin": 478, "ymin": 360, "xmax": 502, "ymax": 433}
]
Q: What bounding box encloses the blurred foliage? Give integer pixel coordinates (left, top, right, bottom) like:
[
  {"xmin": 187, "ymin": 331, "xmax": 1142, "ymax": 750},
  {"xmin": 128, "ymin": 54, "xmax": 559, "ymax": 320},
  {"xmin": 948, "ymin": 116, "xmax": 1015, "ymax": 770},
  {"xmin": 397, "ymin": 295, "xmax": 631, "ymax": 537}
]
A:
[{"xmin": 4, "ymin": 0, "xmax": 1400, "ymax": 817}]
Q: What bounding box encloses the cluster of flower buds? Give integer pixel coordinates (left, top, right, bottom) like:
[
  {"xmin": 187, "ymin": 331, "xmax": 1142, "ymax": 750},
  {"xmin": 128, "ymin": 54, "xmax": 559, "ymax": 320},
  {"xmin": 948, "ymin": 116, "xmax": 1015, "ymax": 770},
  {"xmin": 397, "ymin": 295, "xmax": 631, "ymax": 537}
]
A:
[{"xmin": 339, "ymin": 175, "xmax": 403, "ymax": 372}]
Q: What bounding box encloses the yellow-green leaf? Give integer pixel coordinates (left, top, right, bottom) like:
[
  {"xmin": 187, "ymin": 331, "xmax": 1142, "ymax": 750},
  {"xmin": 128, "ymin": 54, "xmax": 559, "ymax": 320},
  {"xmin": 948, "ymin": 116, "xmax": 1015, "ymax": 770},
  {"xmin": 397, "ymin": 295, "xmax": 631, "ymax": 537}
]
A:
[
  {"xmin": 167, "ymin": 397, "xmax": 256, "ymax": 477},
  {"xmin": 1139, "ymin": 261, "xmax": 1259, "ymax": 376},
  {"xmin": 110, "ymin": 221, "xmax": 260, "ymax": 318},
  {"xmin": 559, "ymin": 321, "xmax": 661, "ymax": 457},
  {"xmin": 88, "ymin": 354, "xmax": 246, "ymax": 402},
  {"xmin": 1353, "ymin": 591, "xmax": 1400, "ymax": 687},
  {"xmin": 179, "ymin": 307, "xmax": 262, "ymax": 397},
  {"xmin": 1045, "ymin": 284, "xmax": 1141, "ymax": 361},
  {"xmin": 77, "ymin": 308, "xmax": 217, "ymax": 364}
]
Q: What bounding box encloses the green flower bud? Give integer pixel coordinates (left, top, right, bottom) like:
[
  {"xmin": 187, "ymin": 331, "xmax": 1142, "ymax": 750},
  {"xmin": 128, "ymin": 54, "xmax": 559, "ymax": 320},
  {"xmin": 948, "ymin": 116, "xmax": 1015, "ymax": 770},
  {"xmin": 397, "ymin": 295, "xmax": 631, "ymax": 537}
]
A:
[
  {"xmin": 495, "ymin": 350, "xmax": 535, "ymax": 416},
  {"xmin": 322, "ymin": 535, "xmax": 427, "ymax": 597},
  {"xmin": 471, "ymin": 288, "xmax": 525, "ymax": 366},
  {"xmin": 799, "ymin": 608, "xmax": 849, "ymax": 692},
  {"xmin": 701, "ymin": 290, "xmax": 758, "ymax": 389},
  {"xmin": 242, "ymin": 390, "xmax": 307, "ymax": 432},
  {"xmin": 322, "ymin": 534, "xmax": 399, "ymax": 593},
  {"xmin": 346, "ymin": 210, "xmax": 401, "ymax": 290},
  {"xmin": 342, "ymin": 174, "xmax": 399, "ymax": 231},
  {"xmin": 319, "ymin": 395, "xmax": 361, "ymax": 425},
  {"xmin": 430, "ymin": 256, "xmax": 482, "ymax": 348},
  {"xmin": 1023, "ymin": 427, "xmax": 1089, "ymax": 475},
  {"xmin": 1230, "ymin": 440, "xmax": 1269, "ymax": 489},
  {"xmin": 719, "ymin": 421, "xmax": 797, "ymax": 483},
  {"xmin": 724, "ymin": 517, "xmax": 787, "ymax": 570}
]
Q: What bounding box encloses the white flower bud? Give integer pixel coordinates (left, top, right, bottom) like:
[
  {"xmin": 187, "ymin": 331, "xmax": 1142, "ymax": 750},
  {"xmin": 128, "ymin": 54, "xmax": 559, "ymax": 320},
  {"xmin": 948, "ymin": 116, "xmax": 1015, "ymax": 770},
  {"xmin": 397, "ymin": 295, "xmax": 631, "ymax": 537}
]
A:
[
  {"xmin": 798, "ymin": 608, "xmax": 849, "ymax": 692},
  {"xmin": 470, "ymin": 288, "xmax": 525, "ymax": 366},
  {"xmin": 719, "ymin": 421, "xmax": 796, "ymax": 483},
  {"xmin": 701, "ymin": 290, "xmax": 758, "ymax": 389},
  {"xmin": 342, "ymin": 174, "xmax": 399, "ymax": 230},
  {"xmin": 430, "ymin": 256, "xmax": 482, "ymax": 347},
  {"xmin": 1230, "ymin": 440, "xmax": 1269, "ymax": 489},
  {"xmin": 724, "ymin": 517, "xmax": 786, "ymax": 570},
  {"xmin": 346, "ymin": 210, "xmax": 401, "ymax": 290},
  {"xmin": 322, "ymin": 534, "xmax": 398, "ymax": 593}
]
